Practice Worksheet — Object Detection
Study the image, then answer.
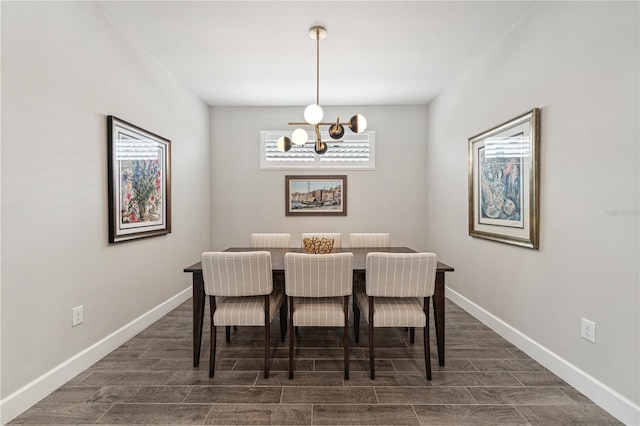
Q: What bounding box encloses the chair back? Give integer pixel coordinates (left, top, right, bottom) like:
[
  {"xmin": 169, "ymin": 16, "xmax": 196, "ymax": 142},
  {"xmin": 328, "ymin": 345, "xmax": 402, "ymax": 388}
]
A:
[
  {"xmin": 301, "ymin": 233, "xmax": 341, "ymax": 248},
  {"xmin": 250, "ymin": 233, "xmax": 290, "ymax": 248},
  {"xmin": 201, "ymin": 251, "xmax": 273, "ymax": 297},
  {"xmin": 284, "ymin": 252, "xmax": 354, "ymax": 297},
  {"xmin": 366, "ymin": 252, "xmax": 437, "ymax": 297},
  {"xmin": 349, "ymin": 233, "xmax": 390, "ymax": 248}
]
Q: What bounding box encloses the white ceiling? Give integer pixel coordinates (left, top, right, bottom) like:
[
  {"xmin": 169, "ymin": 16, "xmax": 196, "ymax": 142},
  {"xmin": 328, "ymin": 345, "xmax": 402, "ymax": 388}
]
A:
[{"xmin": 96, "ymin": 1, "xmax": 534, "ymax": 107}]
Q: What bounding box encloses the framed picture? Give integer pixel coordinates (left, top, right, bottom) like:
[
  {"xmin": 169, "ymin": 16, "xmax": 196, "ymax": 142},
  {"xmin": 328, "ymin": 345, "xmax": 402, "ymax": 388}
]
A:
[
  {"xmin": 107, "ymin": 116, "xmax": 171, "ymax": 243},
  {"xmin": 468, "ymin": 108, "xmax": 540, "ymax": 249},
  {"xmin": 285, "ymin": 175, "xmax": 347, "ymax": 216}
]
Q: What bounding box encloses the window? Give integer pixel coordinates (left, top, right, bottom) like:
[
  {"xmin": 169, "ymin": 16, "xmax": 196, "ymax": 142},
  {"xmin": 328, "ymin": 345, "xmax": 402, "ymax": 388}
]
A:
[{"xmin": 260, "ymin": 130, "xmax": 375, "ymax": 170}]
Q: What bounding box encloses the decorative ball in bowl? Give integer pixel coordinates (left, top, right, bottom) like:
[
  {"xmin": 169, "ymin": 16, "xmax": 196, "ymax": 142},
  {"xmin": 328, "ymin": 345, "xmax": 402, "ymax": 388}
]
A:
[{"xmin": 303, "ymin": 237, "xmax": 334, "ymax": 254}]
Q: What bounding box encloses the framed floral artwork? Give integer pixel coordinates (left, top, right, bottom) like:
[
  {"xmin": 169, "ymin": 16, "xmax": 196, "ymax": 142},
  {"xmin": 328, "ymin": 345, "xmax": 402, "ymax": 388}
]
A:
[
  {"xmin": 468, "ymin": 109, "xmax": 540, "ymax": 249},
  {"xmin": 107, "ymin": 116, "xmax": 171, "ymax": 243}
]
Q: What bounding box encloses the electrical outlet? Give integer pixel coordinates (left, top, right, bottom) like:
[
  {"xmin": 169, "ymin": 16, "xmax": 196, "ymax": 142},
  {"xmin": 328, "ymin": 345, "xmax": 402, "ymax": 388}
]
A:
[
  {"xmin": 581, "ymin": 318, "xmax": 595, "ymax": 343},
  {"xmin": 72, "ymin": 305, "xmax": 84, "ymax": 327}
]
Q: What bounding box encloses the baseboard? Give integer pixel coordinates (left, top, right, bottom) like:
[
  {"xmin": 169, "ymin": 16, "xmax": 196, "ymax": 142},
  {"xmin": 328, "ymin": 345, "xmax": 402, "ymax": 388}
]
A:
[
  {"xmin": 446, "ymin": 287, "xmax": 640, "ymax": 426},
  {"xmin": 0, "ymin": 287, "xmax": 192, "ymax": 425}
]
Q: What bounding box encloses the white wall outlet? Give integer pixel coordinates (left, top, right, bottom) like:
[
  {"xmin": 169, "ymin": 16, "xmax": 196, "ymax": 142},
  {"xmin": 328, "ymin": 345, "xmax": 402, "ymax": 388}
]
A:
[
  {"xmin": 581, "ymin": 318, "xmax": 595, "ymax": 343},
  {"xmin": 72, "ymin": 305, "xmax": 84, "ymax": 327}
]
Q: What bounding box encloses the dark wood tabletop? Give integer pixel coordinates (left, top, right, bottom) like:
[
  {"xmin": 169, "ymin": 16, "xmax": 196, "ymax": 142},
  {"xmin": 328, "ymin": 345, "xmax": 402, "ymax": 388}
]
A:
[{"xmin": 185, "ymin": 247, "xmax": 454, "ymax": 273}]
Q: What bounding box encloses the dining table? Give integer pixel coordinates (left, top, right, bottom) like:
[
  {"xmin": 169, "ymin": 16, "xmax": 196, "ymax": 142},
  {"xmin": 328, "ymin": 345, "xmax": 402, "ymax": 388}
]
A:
[{"xmin": 184, "ymin": 247, "xmax": 454, "ymax": 367}]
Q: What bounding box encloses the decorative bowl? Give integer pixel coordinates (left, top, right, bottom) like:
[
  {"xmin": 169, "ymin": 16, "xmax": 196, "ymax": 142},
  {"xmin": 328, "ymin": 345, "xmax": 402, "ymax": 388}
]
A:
[{"xmin": 303, "ymin": 237, "xmax": 334, "ymax": 254}]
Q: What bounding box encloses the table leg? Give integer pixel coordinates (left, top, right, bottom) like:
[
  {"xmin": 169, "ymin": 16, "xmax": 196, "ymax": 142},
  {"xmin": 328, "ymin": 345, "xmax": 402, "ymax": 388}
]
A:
[
  {"xmin": 193, "ymin": 272, "xmax": 205, "ymax": 367},
  {"xmin": 432, "ymin": 271, "xmax": 445, "ymax": 366}
]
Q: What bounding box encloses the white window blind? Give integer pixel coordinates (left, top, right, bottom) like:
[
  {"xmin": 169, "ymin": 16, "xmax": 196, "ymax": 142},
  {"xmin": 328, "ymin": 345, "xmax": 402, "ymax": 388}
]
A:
[{"xmin": 260, "ymin": 130, "xmax": 375, "ymax": 170}]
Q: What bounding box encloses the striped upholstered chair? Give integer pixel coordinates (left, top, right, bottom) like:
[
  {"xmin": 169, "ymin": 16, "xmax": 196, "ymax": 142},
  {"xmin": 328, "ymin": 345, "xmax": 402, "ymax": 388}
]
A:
[
  {"xmin": 245, "ymin": 233, "xmax": 290, "ymax": 339},
  {"xmin": 201, "ymin": 251, "xmax": 286, "ymax": 378},
  {"xmin": 250, "ymin": 233, "xmax": 291, "ymax": 248},
  {"xmin": 301, "ymin": 232, "xmax": 341, "ymax": 248},
  {"xmin": 284, "ymin": 252, "xmax": 354, "ymax": 379},
  {"xmin": 349, "ymin": 233, "xmax": 390, "ymax": 317},
  {"xmin": 349, "ymin": 232, "xmax": 390, "ymax": 248},
  {"xmin": 354, "ymin": 252, "xmax": 437, "ymax": 380}
]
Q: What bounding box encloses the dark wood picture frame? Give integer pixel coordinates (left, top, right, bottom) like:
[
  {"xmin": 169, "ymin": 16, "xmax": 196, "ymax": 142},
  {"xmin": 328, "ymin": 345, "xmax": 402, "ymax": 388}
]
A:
[
  {"xmin": 108, "ymin": 116, "xmax": 172, "ymax": 243},
  {"xmin": 285, "ymin": 175, "xmax": 347, "ymax": 216}
]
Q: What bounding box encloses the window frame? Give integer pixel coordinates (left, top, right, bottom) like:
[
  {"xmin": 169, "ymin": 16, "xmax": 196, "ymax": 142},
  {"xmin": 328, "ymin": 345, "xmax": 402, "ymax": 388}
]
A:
[{"xmin": 259, "ymin": 130, "xmax": 376, "ymax": 171}]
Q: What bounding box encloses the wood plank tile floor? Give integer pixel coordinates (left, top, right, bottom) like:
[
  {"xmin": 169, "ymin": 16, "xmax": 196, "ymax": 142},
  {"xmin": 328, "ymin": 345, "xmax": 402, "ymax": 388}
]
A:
[{"xmin": 9, "ymin": 298, "xmax": 622, "ymax": 425}]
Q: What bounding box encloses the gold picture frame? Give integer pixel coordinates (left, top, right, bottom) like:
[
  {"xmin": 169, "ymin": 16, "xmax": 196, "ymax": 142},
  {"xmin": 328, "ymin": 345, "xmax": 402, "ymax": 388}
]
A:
[{"xmin": 468, "ymin": 109, "xmax": 540, "ymax": 249}]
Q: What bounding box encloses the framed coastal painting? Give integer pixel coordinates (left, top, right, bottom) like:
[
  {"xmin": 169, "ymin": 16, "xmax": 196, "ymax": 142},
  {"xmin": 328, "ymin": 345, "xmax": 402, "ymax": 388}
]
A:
[
  {"xmin": 285, "ymin": 175, "xmax": 346, "ymax": 216},
  {"xmin": 468, "ymin": 108, "xmax": 540, "ymax": 249},
  {"xmin": 107, "ymin": 116, "xmax": 171, "ymax": 243}
]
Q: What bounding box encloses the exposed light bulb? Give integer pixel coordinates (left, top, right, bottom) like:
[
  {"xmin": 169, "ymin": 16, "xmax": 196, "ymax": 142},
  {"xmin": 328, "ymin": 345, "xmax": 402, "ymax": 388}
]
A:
[
  {"xmin": 304, "ymin": 104, "xmax": 323, "ymax": 125},
  {"xmin": 329, "ymin": 122, "xmax": 345, "ymax": 139},
  {"xmin": 348, "ymin": 114, "xmax": 367, "ymax": 133},
  {"xmin": 315, "ymin": 142, "xmax": 327, "ymax": 155},
  {"xmin": 276, "ymin": 136, "xmax": 292, "ymax": 152},
  {"xmin": 291, "ymin": 128, "xmax": 308, "ymax": 145}
]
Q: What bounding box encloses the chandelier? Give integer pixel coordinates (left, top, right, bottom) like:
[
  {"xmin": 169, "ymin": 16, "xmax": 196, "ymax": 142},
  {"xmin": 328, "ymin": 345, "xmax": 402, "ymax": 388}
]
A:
[{"xmin": 277, "ymin": 26, "xmax": 367, "ymax": 155}]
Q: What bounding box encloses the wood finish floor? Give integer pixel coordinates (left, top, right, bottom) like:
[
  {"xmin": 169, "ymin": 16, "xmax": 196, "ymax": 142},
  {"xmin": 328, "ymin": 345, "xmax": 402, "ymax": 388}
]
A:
[{"xmin": 9, "ymin": 298, "xmax": 621, "ymax": 425}]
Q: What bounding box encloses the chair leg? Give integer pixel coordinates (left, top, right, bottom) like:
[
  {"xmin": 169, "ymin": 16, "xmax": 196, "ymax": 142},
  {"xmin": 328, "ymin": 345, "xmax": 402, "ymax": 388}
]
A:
[
  {"xmin": 424, "ymin": 297, "xmax": 432, "ymax": 380},
  {"xmin": 410, "ymin": 327, "xmax": 415, "ymax": 344},
  {"xmin": 264, "ymin": 322, "xmax": 271, "ymax": 379},
  {"xmin": 344, "ymin": 295, "xmax": 350, "ymax": 380},
  {"xmin": 280, "ymin": 296, "xmax": 287, "ymax": 342},
  {"xmin": 353, "ymin": 295, "xmax": 360, "ymax": 343},
  {"xmin": 368, "ymin": 296, "xmax": 375, "ymax": 380},
  {"xmin": 264, "ymin": 295, "xmax": 270, "ymax": 379},
  {"xmin": 226, "ymin": 326, "xmax": 231, "ymax": 343},
  {"xmin": 288, "ymin": 296, "xmax": 294, "ymax": 379},
  {"xmin": 209, "ymin": 296, "xmax": 217, "ymax": 378}
]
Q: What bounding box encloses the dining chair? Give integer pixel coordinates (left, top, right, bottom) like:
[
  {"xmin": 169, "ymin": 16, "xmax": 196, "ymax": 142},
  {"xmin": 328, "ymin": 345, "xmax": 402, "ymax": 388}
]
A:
[
  {"xmin": 301, "ymin": 232, "xmax": 341, "ymax": 248},
  {"xmin": 354, "ymin": 252, "xmax": 437, "ymax": 380},
  {"xmin": 284, "ymin": 252, "xmax": 354, "ymax": 379},
  {"xmin": 201, "ymin": 251, "xmax": 287, "ymax": 378},
  {"xmin": 349, "ymin": 233, "xmax": 390, "ymax": 321},
  {"xmin": 250, "ymin": 233, "xmax": 291, "ymax": 248},
  {"xmin": 245, "ymin": 233, "xmax": 290, "ymax": 340},
  {"xmin": 349, "ymin": 232, "xmax": 390, "ymax": 248},
  {"xmin": 298, "ymin": 234, "xmax": 342, "ymax": 335}
]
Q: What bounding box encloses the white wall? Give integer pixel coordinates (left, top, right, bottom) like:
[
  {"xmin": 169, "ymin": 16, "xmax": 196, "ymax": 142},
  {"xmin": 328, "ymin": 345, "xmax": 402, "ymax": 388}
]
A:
[
  {"xmin": 2, "ymin": 1, "xmax": 637, "ymax": 423},
  {"xmin": 425, "ymin": 1, "xmax": 639, "ymax": 421},
  {"xmin": 1, "ymin": 0, "xmax": 210, "ymax": 414},
  {"xmin": 210, "ymin": 106, "xmax": 430, "ymax": 251}
]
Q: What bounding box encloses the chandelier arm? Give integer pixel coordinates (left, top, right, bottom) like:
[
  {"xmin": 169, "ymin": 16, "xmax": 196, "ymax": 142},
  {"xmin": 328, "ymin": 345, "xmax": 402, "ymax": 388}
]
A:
[
  {"xmin": 288, "ymin": 121, "xmax": 349, "ymax": 126},
  {"xmin": 287, "ymin": 142, "xmax": 342, "ymax": 145}
]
